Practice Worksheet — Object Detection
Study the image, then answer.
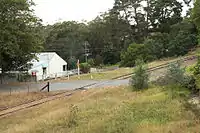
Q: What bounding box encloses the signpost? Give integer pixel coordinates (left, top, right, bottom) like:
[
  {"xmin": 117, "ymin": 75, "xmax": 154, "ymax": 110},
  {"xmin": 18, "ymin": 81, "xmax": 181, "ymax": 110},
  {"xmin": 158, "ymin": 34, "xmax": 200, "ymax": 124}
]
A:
[
  {"xmin": 31, "ymin": 71, "xmax": 37, "ymax": 82},
  {"xmin": 77, "ymin": 59, "xmax": 80, "ymax": 79}
]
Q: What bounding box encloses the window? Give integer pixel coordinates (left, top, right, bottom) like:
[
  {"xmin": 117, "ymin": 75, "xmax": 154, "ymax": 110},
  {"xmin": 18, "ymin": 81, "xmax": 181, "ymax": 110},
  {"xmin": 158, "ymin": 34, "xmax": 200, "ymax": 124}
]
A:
[
  {"xmin": 42, "ymin": 67, "xmax": 47, "ymax": 75},
  {"xmin": 63, "ymin": 65, "xmax": 67, "ymax": 71}
]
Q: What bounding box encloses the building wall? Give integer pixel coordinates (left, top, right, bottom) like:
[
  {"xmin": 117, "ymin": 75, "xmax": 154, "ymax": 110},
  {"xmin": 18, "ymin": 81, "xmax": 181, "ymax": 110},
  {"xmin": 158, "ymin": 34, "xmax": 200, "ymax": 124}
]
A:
[
  {"xmin": 28, "ymin": 53, "xmax": 67, "ymax": 81},
  {"xmin": 28, "ymin": 65, "xmax": 44, "ymax": 81},
  {"xmin": 48, "ymin": 54, "xmax": 67, "ymax": 79}
]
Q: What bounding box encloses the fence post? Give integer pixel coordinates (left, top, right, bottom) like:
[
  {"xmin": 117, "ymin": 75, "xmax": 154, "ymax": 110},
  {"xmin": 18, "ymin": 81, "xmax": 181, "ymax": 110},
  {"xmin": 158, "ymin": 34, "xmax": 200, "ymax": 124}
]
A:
[
  {"xmin": 68, "ymin": 73, "xmax": 70, "ymax": 80},
  {"xmin": 28, "ymin": 84, "xmax": 30, "ymax": 94},
  {"xmin": 47, "ymin": 82, "xmax": 50, "ymax": 92}
]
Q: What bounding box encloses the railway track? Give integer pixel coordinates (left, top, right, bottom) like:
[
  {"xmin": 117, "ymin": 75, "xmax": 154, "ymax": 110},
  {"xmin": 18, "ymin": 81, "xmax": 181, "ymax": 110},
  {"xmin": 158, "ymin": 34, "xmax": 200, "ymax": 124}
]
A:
[
  {"xmin": 113, "ymin": 55, "xmax": 197, "ymax": 80},
  {"xmin": 0, "ymin": 55, "xmax": 197, "ymax": 119}
]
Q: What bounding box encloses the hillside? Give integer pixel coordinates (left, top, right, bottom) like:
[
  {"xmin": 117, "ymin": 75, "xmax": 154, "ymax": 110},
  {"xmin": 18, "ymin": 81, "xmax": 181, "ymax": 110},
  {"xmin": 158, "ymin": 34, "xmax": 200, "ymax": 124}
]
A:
[{"xmin": 0, "ymin": 85, "xmax": 199, "ymax": 133}]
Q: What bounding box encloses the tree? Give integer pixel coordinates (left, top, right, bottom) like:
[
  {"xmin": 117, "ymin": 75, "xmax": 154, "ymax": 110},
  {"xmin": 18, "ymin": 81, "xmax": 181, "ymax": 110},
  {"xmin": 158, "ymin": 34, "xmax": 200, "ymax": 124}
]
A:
[
  {"xmin": 120, "ymin": 43, "xmax": 152, "ymax": 67},
  {"xmin": 192, "ymin": 0, "xmax": 200, "ymax": 43},
  {"xmin": 0, "ymin": 0, "xmax": 43, "ymax": 73},
  {"xmin": 148, "ymin": 0, "xmax": 183, "ymax": 33},
  {"xmin": 167, "ymin": 20, "xmax": 198, "ymax": 56},
  {"xmin": 45, "ymin": 21, "xmax": 88, "ymax": 61},
  {"xmin": 144, "ymin": 20, "xmax": 198, "ymax": 59},
  {"xmin": 86, "ymin": 11, "xmax": 132, "ymax": 64},
  {"xmin": 113, "ymin": 0, "xmax": 148, "ymax": 43},
  {"xmin": 144, "ymin": 33, "xmax": 170, "ymax": 59}
]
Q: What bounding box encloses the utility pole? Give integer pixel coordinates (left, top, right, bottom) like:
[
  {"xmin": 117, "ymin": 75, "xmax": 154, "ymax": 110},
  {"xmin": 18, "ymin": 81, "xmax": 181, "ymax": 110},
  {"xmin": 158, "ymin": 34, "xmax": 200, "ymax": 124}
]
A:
[
  {"xmin": 84, "ymin": 41, "xmax": 90, "ymax": 63},
  {"xmin": 70, "ymin": 50, "xmax": 73, "ymax": 58}
]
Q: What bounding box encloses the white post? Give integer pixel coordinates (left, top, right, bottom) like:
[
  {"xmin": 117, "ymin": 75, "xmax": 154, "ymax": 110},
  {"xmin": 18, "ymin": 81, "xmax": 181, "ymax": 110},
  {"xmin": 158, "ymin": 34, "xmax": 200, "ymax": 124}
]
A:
[
  {"xmin": 77, "ymin": 59, "xmax": 80, "ymax": 79},
  {"xmin": 78, "ymin": 67, "xmax": 80, "ymax": 79}
]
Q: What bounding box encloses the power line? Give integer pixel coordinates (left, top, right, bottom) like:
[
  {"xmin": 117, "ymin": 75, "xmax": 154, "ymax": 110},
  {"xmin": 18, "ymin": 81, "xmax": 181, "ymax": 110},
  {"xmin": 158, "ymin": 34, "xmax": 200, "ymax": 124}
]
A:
[{"xmin": 45, "ymin": 48, "xmax": 123, "ymax": 52}]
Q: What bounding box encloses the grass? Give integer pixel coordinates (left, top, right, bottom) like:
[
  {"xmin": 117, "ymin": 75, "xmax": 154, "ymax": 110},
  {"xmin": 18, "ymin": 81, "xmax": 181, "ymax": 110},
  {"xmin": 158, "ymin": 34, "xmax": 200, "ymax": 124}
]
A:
[
  {"xmin": 0, "ymin": 85, "xmax": 199, "ymax": 133},
  {"xmin": 68, "ymin": 67, "xmax": 133, "ymax": 80},
  {"xmin": 0, "ymin": 91, "xmax": 65, "ymax": 110}
]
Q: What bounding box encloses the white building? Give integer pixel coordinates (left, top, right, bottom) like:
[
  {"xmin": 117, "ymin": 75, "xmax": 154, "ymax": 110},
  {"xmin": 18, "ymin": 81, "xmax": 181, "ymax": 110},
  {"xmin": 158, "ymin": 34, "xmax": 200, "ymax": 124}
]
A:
[{"xmin": 28, "ymin": 52, "xmax": 67, "ymax": 81}]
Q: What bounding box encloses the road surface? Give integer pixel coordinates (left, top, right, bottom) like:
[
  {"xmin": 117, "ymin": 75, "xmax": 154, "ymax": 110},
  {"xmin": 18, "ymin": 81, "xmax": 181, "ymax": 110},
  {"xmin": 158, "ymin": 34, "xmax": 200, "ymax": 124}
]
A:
[{"xmin": 0, "ymin": 69, "xmax": 166, "ymax": 92}]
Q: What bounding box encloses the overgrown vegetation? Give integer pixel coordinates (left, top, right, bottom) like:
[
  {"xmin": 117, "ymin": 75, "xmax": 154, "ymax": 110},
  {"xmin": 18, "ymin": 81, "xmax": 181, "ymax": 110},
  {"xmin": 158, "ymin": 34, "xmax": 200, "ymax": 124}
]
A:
[
  {"xmin": 67, "ymin": 104, "xmax": 79, "ymax": 127},
  {"xmin": 1, "ymin": 86, "xmax": 199, "ymax": 133},
  {"xmin": 80, "ymin": 63, "xmax": 91, "ymax": 73},
  {"xmin": 192, "ymin": 0, "xmax": 200, "ymax": 43},
  {"xmin": 131, "ymin": 60, "xmax": 149, "ymax": 90}
]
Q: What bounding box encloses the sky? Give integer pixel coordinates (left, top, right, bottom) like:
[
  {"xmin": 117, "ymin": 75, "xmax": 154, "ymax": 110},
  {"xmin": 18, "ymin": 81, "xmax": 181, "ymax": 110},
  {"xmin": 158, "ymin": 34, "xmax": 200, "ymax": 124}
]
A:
[
  {"xmin": 33, "ymin": 0, "xmax": 114, "ymax": 25},
  {"xmin": 33, "ymin": 0, "xmax": 191, "ymax": 25}
]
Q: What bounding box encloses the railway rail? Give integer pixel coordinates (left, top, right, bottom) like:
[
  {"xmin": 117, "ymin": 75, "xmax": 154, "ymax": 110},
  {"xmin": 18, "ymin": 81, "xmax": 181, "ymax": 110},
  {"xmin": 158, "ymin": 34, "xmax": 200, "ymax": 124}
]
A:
[{"xmin": 0, "ymin": 55, "xmax": 197, "ymax": 119}]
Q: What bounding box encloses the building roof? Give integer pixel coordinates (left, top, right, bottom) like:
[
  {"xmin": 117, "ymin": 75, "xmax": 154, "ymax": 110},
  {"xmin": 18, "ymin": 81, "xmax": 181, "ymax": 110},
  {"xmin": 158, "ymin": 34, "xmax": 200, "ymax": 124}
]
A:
[{"xmin": 29, "ymin": 52, "xmax": 57, "ymax": 69}]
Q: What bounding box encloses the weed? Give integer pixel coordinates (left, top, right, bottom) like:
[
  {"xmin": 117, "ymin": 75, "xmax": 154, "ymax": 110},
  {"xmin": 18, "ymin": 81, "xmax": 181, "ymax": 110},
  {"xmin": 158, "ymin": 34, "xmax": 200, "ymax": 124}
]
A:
[{"xmin": 67, "ymin": 104, "xmax": 79, "ymax": 128}]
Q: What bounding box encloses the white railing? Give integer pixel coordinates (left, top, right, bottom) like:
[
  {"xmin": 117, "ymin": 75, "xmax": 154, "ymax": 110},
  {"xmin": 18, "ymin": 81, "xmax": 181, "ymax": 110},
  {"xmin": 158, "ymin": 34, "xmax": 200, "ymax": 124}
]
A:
[{"xmin": 36, "ymin": 71, "xmax": 77, "ymax": 81}]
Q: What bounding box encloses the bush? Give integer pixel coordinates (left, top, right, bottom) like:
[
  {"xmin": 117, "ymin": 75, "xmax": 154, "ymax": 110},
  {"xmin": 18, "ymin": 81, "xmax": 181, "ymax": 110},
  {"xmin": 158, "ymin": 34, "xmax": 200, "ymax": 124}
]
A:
[
  {"xmin": 165, "ymin": 60, "xmax": 197, "ymax": 92},
  {"xmin": 166, "ymin": 61, "xmax": 186, "ymax": 84},
  {"xmin": 88, "ymin": 59, "xmax": 95, "ymax": 67},
  {"xmin": 130, "ymin": 60, "xmax": 149, "ymax": 90},
  {"xmin": 193, "ymin": 55, "xmax": 200, "ymax": 76},
  {"xmin": 121, "ymin": 43, "xmax": 153, "ymax": 67},
  {"xmin": 80, "ymin": 63, "xmax": 91, "ymax": 73}
]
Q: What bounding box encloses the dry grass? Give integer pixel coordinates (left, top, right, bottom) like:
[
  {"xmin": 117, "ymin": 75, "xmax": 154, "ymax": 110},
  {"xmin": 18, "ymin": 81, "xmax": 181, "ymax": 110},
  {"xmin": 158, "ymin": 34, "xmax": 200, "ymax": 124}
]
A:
[
  {"xmin": 0, "ymin": 85, "xmax": 199, "ymax": 133},
  {"xmin": 0, "ymin": 91, "xmax": 65, "ymax": 110},
  {"xmin": 59, "ymin": 55, "xmax": 197, "ymax": 82},
  {"xmin": 61, "ymin": 67, "xmax": 133, "ymax": 81}
]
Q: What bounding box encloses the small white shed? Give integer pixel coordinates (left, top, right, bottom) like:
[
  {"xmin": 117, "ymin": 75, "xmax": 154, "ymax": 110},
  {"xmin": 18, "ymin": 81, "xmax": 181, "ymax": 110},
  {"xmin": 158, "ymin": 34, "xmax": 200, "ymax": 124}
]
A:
[{"xmin": 28, "ymin": 52, "xmax": 67, "ymax": 81}]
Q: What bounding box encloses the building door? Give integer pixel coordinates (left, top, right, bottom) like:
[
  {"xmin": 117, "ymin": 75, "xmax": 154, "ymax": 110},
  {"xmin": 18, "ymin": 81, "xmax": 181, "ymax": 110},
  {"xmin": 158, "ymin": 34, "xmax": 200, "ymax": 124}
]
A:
[{"xmin": 42, "ymin": 67, "xmax": 47, "ymax": 79}]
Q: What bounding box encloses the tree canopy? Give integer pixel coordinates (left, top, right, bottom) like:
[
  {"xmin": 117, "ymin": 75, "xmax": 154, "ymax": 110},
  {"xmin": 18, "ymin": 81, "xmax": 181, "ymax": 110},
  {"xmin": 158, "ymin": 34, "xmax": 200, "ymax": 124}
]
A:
[
  {"xmin": 43, "ymin": 0, "xmax": 198, "ymax": 67},
  {"xmin": 192, "ymin": 0, "xmax": 200, "ymax": 43},
  {"xmin": 1, "ymin": 0, "xmax": 199, "ymax": 71},
  {"xmin": 0, "ymin": 0, "xmax": 43, "ymax": 72}
]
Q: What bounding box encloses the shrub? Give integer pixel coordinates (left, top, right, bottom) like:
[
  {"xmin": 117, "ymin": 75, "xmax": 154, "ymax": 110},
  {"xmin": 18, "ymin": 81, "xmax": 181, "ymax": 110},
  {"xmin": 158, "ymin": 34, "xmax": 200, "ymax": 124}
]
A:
[
  {"xmin": 80, "ymin": 63, "xmax": 91, "ymax": 73},
  {"xmin": 88, "ymin": 59, "xmax": 95, "ymax": 67},
  {"xmin": 193, "ymin": 55, "xmax": 200, "ymax": 76},
  {"xmin": 166, "ymin": 61, "xmax": 186, "ymax": 84},
  {"xmin": 121, "ymin": 43, "xmax": 153, "ymax": 67},
  {"xmin": 165, "ymin": 60, "xmax": 197, "ymax": 92},
  {"xmin": 130, "ymin": 60, "xmax": 149, "ymax": 90}
]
